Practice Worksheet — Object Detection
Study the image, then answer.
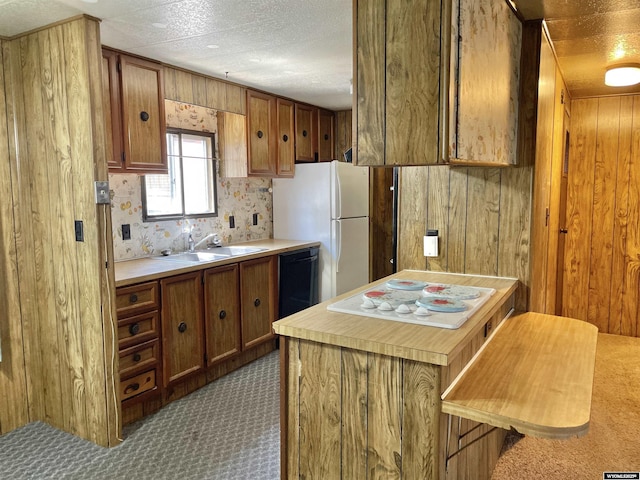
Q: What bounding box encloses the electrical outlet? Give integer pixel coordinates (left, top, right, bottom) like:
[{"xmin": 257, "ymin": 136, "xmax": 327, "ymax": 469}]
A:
[
  {"xmin": 122, "ymin": 224, "xmax": 131, "ymax": 240},
  {"xmin": 229, "ymin": 215, "xmax": 235, "ymax": 229},
  {"xmin": 75, "ymin": 220, "xmax": 84, "ymax": 242},
  {"xmin": 252, "ymin": 213, "xmax": 258, "ymax": 226}
]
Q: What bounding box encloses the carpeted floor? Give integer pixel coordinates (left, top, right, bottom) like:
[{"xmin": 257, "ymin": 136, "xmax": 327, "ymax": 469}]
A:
[
  {"xmin": 0, "ymin": 351, "xmax": 280, "ymax": 480},
  {"xmin": 491, "ymin": 333, "xmax": 640, "ymax": 479}
]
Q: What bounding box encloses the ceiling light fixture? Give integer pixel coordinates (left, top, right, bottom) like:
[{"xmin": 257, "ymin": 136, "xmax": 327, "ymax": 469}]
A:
[{"xmin": 605, "ymin": 64, "xmax": 640, "ymax": 87}]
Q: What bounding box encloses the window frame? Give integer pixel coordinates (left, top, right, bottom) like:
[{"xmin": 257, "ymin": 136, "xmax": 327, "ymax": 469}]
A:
[{"xmin": 141, "ymin": 128, "xmax": 218, "ymax": 222}]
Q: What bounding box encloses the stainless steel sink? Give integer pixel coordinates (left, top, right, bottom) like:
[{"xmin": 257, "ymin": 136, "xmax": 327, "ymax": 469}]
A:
[
  {"xmin": 211, "ymin": 246, "xmax": 267, "ymax": 256},
  {"xmin": 155, "ymin": 245, "xmax": 267, "ymax": 263},
  {"xmin": 156, "ymin": 251, "xmax": 231, "ymax": 263}
]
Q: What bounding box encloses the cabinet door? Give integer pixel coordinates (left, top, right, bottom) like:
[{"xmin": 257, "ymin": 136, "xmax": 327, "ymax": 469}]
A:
[
  {"xmin": 246, "ymin": 90, "xmax": 277, "ymax": 176},
  {"xmin": 317, "ymin": 109, "xmax": 335, "ymax": 162},
  {"xmin": 276, "ymin": 98, "xmax": 295, "ymax": 177},
  {"xmin": 240, "ymin": 256, "xmax": 277, "ymax": 349},
  {"xmin": 120, "ymin": 54, "xmax": 167, "ymax": 173},
  {"xmin": 295, "ymin": 103, "xmax": 316, "ymax": 162},
  {"xmin": 354, "ymin": 0, "xmax": 444, "ymax": 166},
  {"xmin": 161, "ymin": 272, "xmax": 204, "ymax": 386},
  {"xmin": 218, "ymin": 111, "xmax": 248, "ymax": 178},
  {"xmin": 204, "ymin": 264, "xmax": 241, "ymax": 366},
  {"xmin": 102, "ymin": 49, "xmax": 124, "ymax": 171}
]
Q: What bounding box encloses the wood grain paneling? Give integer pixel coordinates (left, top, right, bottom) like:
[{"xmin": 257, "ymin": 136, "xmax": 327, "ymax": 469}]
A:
[
  {"xmin": 398, "ymin": 166, "xmax": 532, "ymax": 312},
  {"xmin": 2, "ymin": 17, "xmax": 118, "ymax": 445},
  {"xmin": 370, "ymin": 167, "xmax": 395, "ymax": 281},
  {"xmin": 340, "ymin": 349, "xmax": 368, "ymax": 479},
  {"xmin": 563, "ymin": 95, "xmax": 640, "ymax": 337},
  {"xmin": 562, "ymin": 99, "xmax": 598, "ymax": 321},
  {"xmin": 334, "ymin": 109, "xmax": 352, "ymax": 159},
  {"xmin": 0, "ymin": 38, "xmax": 29, "ymax": 436}
]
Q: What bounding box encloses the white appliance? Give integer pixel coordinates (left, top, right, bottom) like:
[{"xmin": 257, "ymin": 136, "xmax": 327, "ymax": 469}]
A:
[{"xmin": 273, "ymin": 161, "xmax": 369, "ymax": 302}]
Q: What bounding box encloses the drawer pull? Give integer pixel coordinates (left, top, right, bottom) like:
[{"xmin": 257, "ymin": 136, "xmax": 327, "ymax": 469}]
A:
[
  {"xmin": 219, "ymin": 310, "xmax": 227, "ymax": 319},
  {"xmin": 254, "ymin": 298, "xmax": 261, "ymax": 307},
  {"xmin": 178, "ymin": 322, "xmax": 187, "ymax": 333},
  {"xmin": 129, "ymin": 323, "xmax": 140, "ymax": 336},
  {"xmin": 129, "ymin": 293, "xmax": 138, "ymax": 303},
  {"xmin": 124, "ymin": 382, "xmax": 140, "ymax": 394},
  {"xmin": 282, "ymin": 134, "xmax": 289, "ymax": 142},
  {"xmin": 257, "ymin": 130, "xmax": 264, "ymax": 139},
  {"xmin": 140, "ymin": 111, "xmax": 150, "ymax": 122},
  {"xmin": 133, "ymin": 353, "xmax": 142, "ymax": 362}
]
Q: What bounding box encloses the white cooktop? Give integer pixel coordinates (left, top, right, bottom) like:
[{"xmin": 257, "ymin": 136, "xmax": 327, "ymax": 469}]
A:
[{"xmin": 327, "ymin": 280, "xmax": 495, "ymax": 329}]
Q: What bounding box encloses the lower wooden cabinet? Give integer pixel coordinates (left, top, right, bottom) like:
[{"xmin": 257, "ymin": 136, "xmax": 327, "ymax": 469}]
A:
[
  {"xmin": 161, "ymin": 271, "xmax": 205, "ymax": 387},
  {"xmin": 204, "ymin": 264, "xmax": 242, "ymax": 366},
  {"xmin": 240, "ymin": 256, "xmax": 277, "ymax": 349}
]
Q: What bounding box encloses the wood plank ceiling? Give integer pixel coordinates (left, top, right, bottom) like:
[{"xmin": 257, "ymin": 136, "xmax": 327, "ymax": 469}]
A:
[{"xmin": 516, "ymin": 0, "xmax": 640, "ymax": 98}]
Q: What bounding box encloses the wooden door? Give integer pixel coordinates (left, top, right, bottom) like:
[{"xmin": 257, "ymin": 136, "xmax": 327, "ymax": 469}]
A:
[
  {"xmin": 120, "ymin": 54, "xmax": 167, "ymax": 173},
  {"xmin": 370, "ymin": 167, "xmax": 395, "ymax": 280},
  {"xmin": 247, "ymin": 90, "xmax": 277, "ymax": 176},
  {"xmin": 555, "ymin": 113, "xmax": 570, "ymax": 315},
  {"xmin": 295, "ymin": 103, "xmax": 316, "ymax": 162},
  {"xmin": 218, "ymin": 111, "xmax": 248, "ymax": 178},
  {"xmin": 317, "ymin": 108, "xmax": 335, "ymax": 162},
  {"xmin": 276, "ymin": 98, "xmax": 295, "ymax": 177},
  {"xmin": 204, "ymin": 264, "xmax": 241, "ymax": 366},
  {"xmin": 240, "ymin": 256, "xmax": 277, "ymax": 349},
  {"xmin": 161, "ymin": 272, "xmax": 204, "ymax": 386}
]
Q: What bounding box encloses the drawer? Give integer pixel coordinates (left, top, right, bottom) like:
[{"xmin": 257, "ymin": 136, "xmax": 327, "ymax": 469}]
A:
[
  {"xmin": 118, "ymin": 310, "xmax": 159, "ymax": 349},
  {"xmin": 120, "ymin": 369, "xmax": 156, "ymax": 402},
  {"xmin": 116, "ymin": 281, "xmax": 159, "ymax": 318},
  {"xmin": 119, "ymin": 339, "xmax": 159, "ymax": 379}
]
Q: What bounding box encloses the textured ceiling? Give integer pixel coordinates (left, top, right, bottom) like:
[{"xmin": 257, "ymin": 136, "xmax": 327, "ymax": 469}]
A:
[
  {"xmin": 0, "ymin": 0, "xmax": 638, "ymax": 107},
  {"xmin": 516, "ymin": 0, "xmax": 640, "ymax": 98},
  {"xmin": 0, "ymin": 0, "xmax": 353, "ymax": 110}
]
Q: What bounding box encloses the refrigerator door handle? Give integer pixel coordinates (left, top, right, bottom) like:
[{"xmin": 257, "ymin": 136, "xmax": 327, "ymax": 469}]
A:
[
  {"xmin": 335, "ymin": 169, "xmax": 342, "ymax": 219},
  {"xmin": 336, "ymin": 220, "xmax": 341, "ymax": 272}
]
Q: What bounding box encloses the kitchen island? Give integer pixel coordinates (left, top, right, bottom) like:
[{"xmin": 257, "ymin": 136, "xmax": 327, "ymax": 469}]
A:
[{"xmin": 273, "ymin": 270, "xmax": 598, "ymax": 480}]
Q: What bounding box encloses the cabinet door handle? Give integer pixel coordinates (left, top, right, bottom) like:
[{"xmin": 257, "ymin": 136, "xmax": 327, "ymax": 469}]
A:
[
  {"xmin": 178, "ymin": 322, "xmax": 187, "ymax": 333},
  {"xmin": 254, "ymin": 298, "xmax": 261, "ymax": 307},
  {"xmin": 560, "ymin": 228, "xmax": 568, "ymax": 234},
  {"xmin": 129, "ymin": 293, "xmax": 138, "ymax": 303},
  {"xmin": 324, "ymin": 134, "xmax": 329, "ymax": 141},
  {"xmin": 219, "ymin": 310, "xmax": 227, "ymax": 319},
  {"xmin": 129, "ymin": 323, "xmax": 140, "ymax": 336},
  {"xmin": 140, "ymin": 111, "xmax": 150, "ymax": 122},
  {"xmin": 124, "ymin": 382, "xmax": 140, "ymax": 394},
  {"xmin": 282, "ymin": 134, "xmax": 289, "ymax": 142},
  {"xmin": 132, "ymin": 353, "xmax": 142, "ymax": 362},
  {"xmin": 257, "ymin": 130, "xmax": 264, "ymax": 139},
  {"xmin": 302, "ymin": 129, "xmax": 308, "ymax": 137}
]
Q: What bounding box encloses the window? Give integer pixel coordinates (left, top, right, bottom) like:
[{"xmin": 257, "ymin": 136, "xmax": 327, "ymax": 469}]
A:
[{"xmin": 142, "ymin": 129, "xmax": 217, "ymax": 221}]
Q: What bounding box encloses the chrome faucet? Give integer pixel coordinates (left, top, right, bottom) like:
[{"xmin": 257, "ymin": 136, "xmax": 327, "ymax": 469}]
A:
[
  {"xmin": 193, "ymin": 232, "xmax": 222, "ymax": 250},
  {"xmin": 187, "ymin": 234, "xmax": 196, "ymax": 252}
]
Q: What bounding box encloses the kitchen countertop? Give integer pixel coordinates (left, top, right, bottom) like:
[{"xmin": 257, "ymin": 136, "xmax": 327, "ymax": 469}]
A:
[
  {"xmin": 114, "ymin": 239, "xmax": 320, "ymax": 287},
  {"xmin": 273, "ymin": 270, "xmax": 519, "ymax": 366}
]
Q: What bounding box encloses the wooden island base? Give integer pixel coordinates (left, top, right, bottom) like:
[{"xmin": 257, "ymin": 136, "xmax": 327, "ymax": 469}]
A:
[{"xmin": 274, "ymin": 271, "xmax": 598, "ymax": 480}]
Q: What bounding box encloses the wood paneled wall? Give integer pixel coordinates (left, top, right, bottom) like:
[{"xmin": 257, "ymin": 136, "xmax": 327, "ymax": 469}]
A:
[
  {"xmin": 0, "ymin": 38, "xmax": 30, "ymax": 436},
  {"xmin": 397, "ymin": 166, "xmax": 532, "ymax": 311},
  {"xmin": 563, "ymin": 95, "xmax": 640, "ymax": 337},
  {"xmin": 334, "ymin": 109, "xmax": 352, "ymax": 159},
  {"xmin": 163, "ymin": 66, "xmax": 246, "ymax": 114},
  {"xmin": 1, "ymin": 17, "xmax": 119, "ymax": 445}
]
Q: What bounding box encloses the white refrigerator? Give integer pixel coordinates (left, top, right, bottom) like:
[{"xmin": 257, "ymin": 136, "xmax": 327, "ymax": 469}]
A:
[{"xmin": 272, "ymin": 161, "xmax": 369, "ymax": 302}]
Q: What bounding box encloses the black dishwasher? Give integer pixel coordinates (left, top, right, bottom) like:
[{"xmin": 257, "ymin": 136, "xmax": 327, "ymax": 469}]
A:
[{"xmin": 278, "ymin": 247, "xmax": 320, "ymax": 318}]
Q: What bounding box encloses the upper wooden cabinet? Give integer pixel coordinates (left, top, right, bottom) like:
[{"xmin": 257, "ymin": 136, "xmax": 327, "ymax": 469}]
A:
[
  {"xmin": 246, "ymin": 90, "xmax": 295, "ymax": 177},
  {"xmin": 295, "ymin": 103, "xmax": 316, "ymax": 162},
  {"xmin": 449, "ymin": 0, "xmax": 522, "ymax": 166},
  {"xmin": 353, "ymin": 0, "xmax": 523, "ymax": 167},
  {"xmin": 317, "ymin": 108, "xmax": 335, "ymax": 162},
  {"xmin": 103, "ymin": 49, "xmax": 167, "ymax": 173},
  {"xmin": 218, "ymin": 110, "xmax": 249, "ymax": 178}
]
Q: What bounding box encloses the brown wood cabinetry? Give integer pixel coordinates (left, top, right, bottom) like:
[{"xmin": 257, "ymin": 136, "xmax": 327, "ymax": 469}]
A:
[
  {"xmin": 218, "ymin": 111, "xmax": 249, "ymax": 178},
  {"xmin": 102, "ymin": 48, "xmax": 167, "ymax": 173},
  {"xmin": 161, "ymin": 272, "xmax": 204, "ymax": 387},
  {"xmin": 115, "ymin": 281, "xmax": 162, "ymax": 405},
  {"xmin": 204, "ymin": 264, "xmax": 242, "ymax": 365},
  {"xmin": 240, "ymin": 256, "xmax": 278, "ymax": 349},
  {"xmin": 295, "ymin": 103, "xmax": 316, "ymax": 162},
  {"xmin": 246, "ymin": 90, "xmax": 295, "ymax": 177},
  {"xmin": 317, "ymin": 108, "xmax": 335, "ymax": 162},
  {"xmin": 276, "ymin": 98, "xmax": 295, "ymax": 176}
]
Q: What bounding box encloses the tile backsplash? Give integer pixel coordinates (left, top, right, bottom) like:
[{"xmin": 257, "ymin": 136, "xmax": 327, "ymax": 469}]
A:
[{"xmin": 110, "ymin": 100, "xmax": 273, "ymax": 261}]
